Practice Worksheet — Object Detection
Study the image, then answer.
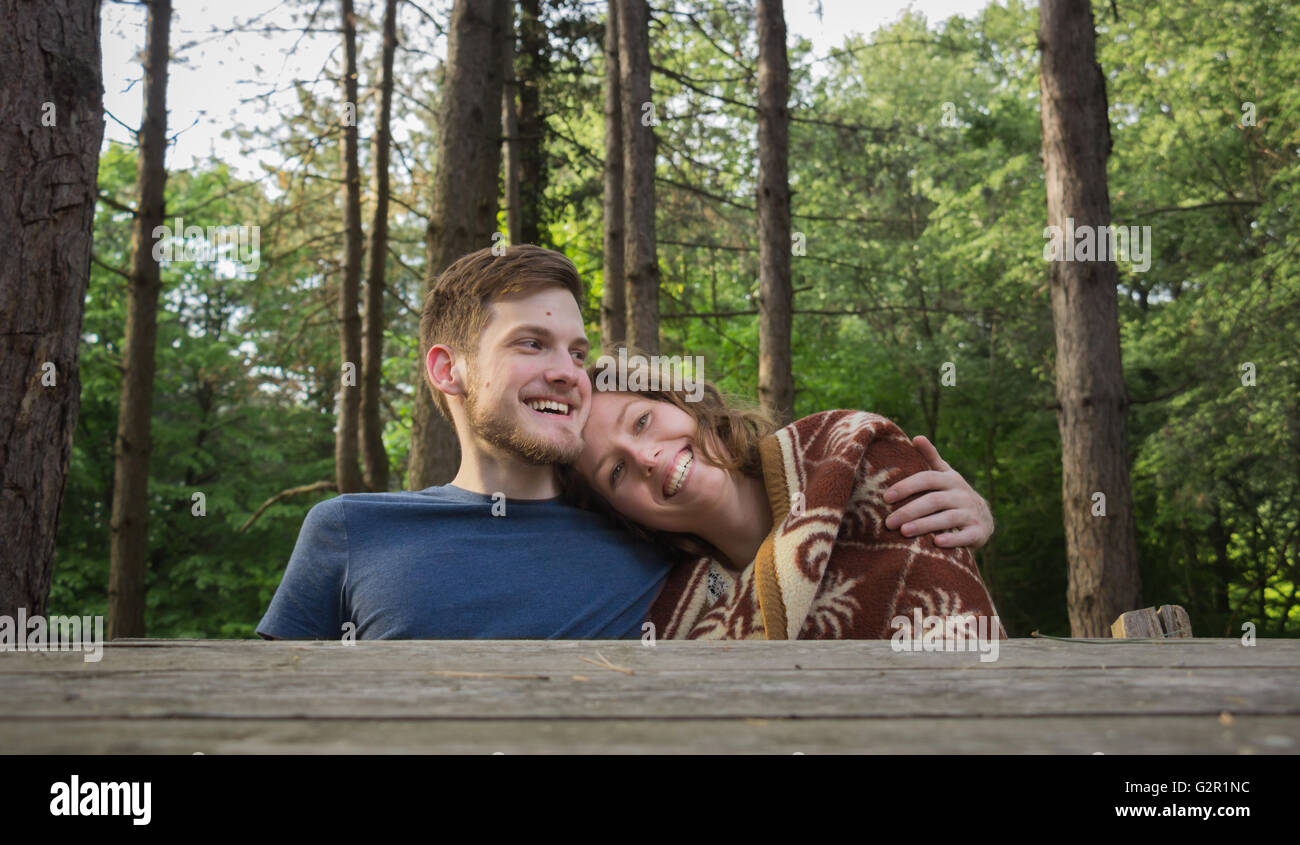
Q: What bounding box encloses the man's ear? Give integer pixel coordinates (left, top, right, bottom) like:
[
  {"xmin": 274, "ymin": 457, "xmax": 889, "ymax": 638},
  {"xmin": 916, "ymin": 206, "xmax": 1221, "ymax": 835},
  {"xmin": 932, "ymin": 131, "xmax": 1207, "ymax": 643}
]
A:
[{"xmin": 426, "ymin": 344, "xmax": 465, "ymax": 398}]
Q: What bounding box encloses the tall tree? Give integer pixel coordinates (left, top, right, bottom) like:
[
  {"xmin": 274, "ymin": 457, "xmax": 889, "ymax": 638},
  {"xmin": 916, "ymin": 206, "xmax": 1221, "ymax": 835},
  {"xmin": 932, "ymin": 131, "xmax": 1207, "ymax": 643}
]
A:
[
  {"xmin": 617, "ymin": 0, "xmax": 659, "ymax": 354},
  {"xmin": 335, "ymin": 0, "xmax": 365, "ymax": 494},
  {"xmin": 515, "ymin": 0, "xmax": 547, "ymax": 245},
  {"xmin": 756, "ymin": 0, "xmax": 793, "ymax": 425},
  {"xmin": 502, "ymin": 0, "xmax": 522, "ymax": 242},
  {"xmin": 361, "ymin": 0, "xmax": 398, "ymax": 492},
  {"xmin": 407, "ymin": 0, "xmax": 508, "ymax": 489},
  {"xmin": 1038, "ymin": 0, "xmax": 1141, "ymax": 636},
  {"xmin": 0, "ymin": 0, "xmax": 105, "ymax": 620},
  {"xmin": 601, "ymin": 0, "xmax": 627, "ymax": 348},
  {"xmin": 108, "ymin": 0, "xmax": 171, "ymax": 638}
]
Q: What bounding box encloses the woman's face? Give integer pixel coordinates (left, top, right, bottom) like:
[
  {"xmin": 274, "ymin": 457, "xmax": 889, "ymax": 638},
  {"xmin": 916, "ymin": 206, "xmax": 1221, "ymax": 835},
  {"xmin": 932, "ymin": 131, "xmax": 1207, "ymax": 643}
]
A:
[{"xmin": 574, "ymin": 391, "xmax": 731, "ymax": 534}]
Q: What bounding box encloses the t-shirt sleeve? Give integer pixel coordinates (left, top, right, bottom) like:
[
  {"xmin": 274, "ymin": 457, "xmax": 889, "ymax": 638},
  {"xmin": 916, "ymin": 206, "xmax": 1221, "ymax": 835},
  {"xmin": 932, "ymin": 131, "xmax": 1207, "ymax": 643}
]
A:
[{"xmin": 255, "ymin": 498, "xmax": 349, "ymax": 640}]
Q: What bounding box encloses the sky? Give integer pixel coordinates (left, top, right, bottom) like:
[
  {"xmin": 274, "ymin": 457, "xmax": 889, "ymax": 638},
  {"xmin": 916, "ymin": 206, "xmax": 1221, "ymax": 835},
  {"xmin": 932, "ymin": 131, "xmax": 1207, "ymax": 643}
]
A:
[{"xmin": 101, "ymin": 0, "xmax": 994, "ymax": 178}]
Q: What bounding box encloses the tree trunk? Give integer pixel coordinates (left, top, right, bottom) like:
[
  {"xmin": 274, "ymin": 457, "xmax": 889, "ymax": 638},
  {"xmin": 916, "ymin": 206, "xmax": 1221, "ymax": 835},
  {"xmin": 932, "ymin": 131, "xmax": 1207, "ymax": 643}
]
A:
[
  {"xmin": 407, "ymin": 0, "xmax": 507, "ymax": 490},
  {"xmin": 756, "ymin": 0, "xmax": 793, "ymax": 425},
  {"xmin": 0, "ymin": 0, "xmax": 105, "ymax": 620},
  {"xmin": 1038, "ymin": 0, "xmax": 1141, "ymax": 637},
  {"xmin": 335, "ymin": 0, "xmax": 365, "ymax": 494},
  {"xmin": 108, "ymin": 0, "xmax": 170, "ymax": 639},
  {"xmin": 981, "ymin": 313, "xmax": 1000, "ymax": 601},
  {"xmin": 617, "ymin": 0, "xmax": 659, "ymax": 354},
  {"xmin": 601, "ymin": 0, "xmax": 627, "ymax": 348},
  {"xmin": 361, "ymin": 0, "xmax": 397, "ymax": 493},
  {"xmin": 502, "ymin": 0, "xmax": 522, "ymax": 242},
  {"xmin": 515, "ymin": 0, "xmax": 546, "ymax": 245},
  {"xmin": 1209, "ymin": 504, "xmax": 1232, "ymax": 622}
]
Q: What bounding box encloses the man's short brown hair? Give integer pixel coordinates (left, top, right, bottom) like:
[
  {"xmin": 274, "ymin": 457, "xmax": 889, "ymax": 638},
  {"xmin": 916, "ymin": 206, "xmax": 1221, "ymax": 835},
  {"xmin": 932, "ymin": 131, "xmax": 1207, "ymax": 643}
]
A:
[{"xmin": 418, "ymin": 244, "xmax": 585, "ymax": 422}]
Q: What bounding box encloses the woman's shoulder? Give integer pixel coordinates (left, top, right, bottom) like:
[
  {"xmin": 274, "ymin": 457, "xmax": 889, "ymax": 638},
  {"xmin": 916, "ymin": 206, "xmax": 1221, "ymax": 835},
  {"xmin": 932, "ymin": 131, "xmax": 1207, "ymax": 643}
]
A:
[
  {"xmin": 772, "ymin": 410, "xmax": 915, "ymax": 460},
  {"xmin": 788, "ymin": 409, "xmax": 907, "ymax": 436}
]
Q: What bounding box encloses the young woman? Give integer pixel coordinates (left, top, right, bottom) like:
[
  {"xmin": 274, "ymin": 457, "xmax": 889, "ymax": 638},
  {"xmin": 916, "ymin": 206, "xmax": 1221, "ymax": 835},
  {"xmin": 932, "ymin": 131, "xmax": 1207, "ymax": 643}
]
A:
[{"xmin": 558, "ymin": 354, "xmax": 1005, "ymax": 641}]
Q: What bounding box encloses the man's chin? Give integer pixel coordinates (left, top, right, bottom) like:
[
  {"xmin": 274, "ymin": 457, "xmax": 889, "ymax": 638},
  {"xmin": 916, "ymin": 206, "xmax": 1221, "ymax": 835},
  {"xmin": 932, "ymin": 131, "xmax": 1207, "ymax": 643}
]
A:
[
  {"xmin": 521, "ymin": 432, "xmax": 583, "ymax": 466},
  {"xmin": 495, "ymin": 420, "xmax": 583, "ymax": 466}
]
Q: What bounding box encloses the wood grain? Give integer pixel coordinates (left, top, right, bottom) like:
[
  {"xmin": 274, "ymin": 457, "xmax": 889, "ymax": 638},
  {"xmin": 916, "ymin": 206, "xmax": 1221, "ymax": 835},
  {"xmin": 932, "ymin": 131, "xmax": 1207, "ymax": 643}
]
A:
[{"xmin": 2, "ymin": 639, "xmax": 1295, "ymax": 753}]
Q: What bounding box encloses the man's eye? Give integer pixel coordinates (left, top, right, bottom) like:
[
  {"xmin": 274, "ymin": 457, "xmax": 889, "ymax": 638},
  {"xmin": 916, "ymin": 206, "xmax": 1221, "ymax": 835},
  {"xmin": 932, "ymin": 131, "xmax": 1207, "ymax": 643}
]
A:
[
  {"xmin": 522, "ymin": 339, "xmax": 542, "ymax": 350},
  {"xmin": 572, "ymin": 348, "xmax": 587, "ymax": 362}
]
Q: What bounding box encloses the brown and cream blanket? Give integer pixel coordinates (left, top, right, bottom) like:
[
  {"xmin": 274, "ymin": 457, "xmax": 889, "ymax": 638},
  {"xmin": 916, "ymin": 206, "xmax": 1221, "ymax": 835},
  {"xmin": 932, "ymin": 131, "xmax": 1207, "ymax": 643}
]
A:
[{"xmin": 646, "ymin": 410, "xmax": 1006, "ymax": 640}]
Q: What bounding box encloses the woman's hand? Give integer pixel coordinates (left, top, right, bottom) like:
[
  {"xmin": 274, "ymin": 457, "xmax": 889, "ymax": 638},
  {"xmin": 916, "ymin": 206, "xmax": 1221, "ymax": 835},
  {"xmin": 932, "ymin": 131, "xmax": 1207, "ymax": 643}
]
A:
[{"xmin": 882, "ymin": 436, "xmax": 993, "ymax": 549}]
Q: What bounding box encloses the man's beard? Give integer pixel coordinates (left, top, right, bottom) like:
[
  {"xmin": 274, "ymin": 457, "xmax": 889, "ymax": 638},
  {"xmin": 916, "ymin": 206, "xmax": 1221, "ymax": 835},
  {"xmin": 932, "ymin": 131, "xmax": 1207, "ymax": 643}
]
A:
[{"xmin": 463, "ymin": 371, "xmax": 583, "ymax": 466}]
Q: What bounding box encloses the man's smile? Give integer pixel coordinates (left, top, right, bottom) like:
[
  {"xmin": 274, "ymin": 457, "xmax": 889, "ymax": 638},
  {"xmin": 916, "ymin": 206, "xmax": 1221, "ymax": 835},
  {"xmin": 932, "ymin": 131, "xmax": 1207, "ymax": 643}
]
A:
[{"xmin": 523, "ymin": 396, "xmax": 577, "ymax": 420}]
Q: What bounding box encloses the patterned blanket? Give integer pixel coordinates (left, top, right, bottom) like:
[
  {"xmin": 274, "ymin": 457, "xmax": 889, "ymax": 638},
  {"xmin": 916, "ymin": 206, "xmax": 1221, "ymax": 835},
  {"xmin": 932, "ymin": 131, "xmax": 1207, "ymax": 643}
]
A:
[{"xmin": 646, "ymin": 410, "xmax": 1006, "ymax": 640}]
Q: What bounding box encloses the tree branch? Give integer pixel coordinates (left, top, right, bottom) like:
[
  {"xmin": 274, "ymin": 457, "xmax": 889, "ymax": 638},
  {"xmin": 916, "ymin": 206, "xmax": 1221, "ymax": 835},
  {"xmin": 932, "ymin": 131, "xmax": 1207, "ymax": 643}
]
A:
[
  {"xmin": 96, "ymin": 193, "xmax": 136, "ymax": 216},
  {"xmin": 1132, "ymin": 199, "xmax": 1261, "ymax": 217},
  {"xmin": 91, "ymin": 253, "xmax": 132, "ymax": 282},
  {"xmin": 239, "ymin": 480, "xmax": 337, "ymax": 532}
]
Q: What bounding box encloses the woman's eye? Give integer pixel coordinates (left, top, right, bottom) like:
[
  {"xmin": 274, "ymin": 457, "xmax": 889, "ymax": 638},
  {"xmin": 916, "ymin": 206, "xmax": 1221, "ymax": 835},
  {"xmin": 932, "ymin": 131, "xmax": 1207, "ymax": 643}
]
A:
[
  {"xmin": 611, "ymin": 414, "xmax": 649, "ymax": 488},
  {"xmin": 572, "ymin": 348, "xmax": 587, "ymax": 362},
  {"xmin": 522, "ymin": 339, "xmax": 542, "ymax": 350}
]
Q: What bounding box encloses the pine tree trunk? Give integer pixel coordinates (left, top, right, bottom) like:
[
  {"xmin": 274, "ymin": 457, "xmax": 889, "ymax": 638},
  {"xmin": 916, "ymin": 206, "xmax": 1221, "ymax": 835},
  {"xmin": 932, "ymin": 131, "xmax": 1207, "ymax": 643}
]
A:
[
  {"xmin": 408, "ymin": 0, "xmax": 507, "ymax": 490},
  {"xmin": 601, "ymin": 0, "xmax": 627, "ymax": 349},
  {"xmin": 108, "ymin": 0, "xmax": 171, "ymax": 639},
  {"xmin": 756, "ymin": 0, "xmax": 793, "ymax": 425},
  {"xmin": 617, "ymin": 0, "xmax": 658, "ymax": 354},
  {"xmin": 502, "ymin": 0, "xmax": 522, "ymax": 243},
  {"xmin": 361, "ymin": 0, "xmax": 397, "ymax": 493},
  {"xmin": 0, "ymin": 0, "xmax": 105, "ymax": 620},
  {"xmin": 516, "ymin": 0, "xmax": 545, "ymax": 245},
  {"xmin": 1038, "ymin": 0, "xmax": 1141, "ymax": 637},
  {"xmin": 1209, "ymin": 505, "xmax": 1232, "ymax": 620},
  {"xmin": 335, "ymin": 0, "xmax": 365, "ymax": 494}
]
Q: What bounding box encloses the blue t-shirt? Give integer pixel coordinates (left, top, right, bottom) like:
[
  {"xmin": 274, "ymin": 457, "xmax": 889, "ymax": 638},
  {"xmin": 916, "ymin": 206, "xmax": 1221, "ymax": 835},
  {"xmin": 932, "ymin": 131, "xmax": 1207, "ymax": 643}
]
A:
[{"xmin": 255, "ymin": 485, "xmax": 674, "ymax": 640}]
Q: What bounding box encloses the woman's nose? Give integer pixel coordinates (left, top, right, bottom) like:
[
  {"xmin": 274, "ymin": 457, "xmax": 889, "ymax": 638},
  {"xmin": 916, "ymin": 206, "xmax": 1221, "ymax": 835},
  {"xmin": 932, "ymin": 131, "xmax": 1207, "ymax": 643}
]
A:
[{"xmin": 636, "ymin": 444, "xmax": 661, "ymax": 474}]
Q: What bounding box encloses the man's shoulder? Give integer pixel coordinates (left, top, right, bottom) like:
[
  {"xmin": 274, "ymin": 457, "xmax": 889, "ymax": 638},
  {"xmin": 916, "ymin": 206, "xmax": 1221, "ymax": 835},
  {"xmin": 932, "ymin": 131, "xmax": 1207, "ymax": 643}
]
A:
[
  {"xmin": 295, "ymin": 488, "xmax": 462, "ymax": 542},
  {"xmin": 309, "ymin": 486, "xmax": 487, "ymax": 514}
]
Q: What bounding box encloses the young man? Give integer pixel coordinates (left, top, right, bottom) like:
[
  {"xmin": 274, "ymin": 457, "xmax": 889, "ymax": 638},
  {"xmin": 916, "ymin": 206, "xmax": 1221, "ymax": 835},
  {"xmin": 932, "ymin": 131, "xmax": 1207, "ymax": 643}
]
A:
[{"xmin": 257, "ymin": 245, "xmax": 993, "ymax": 640}]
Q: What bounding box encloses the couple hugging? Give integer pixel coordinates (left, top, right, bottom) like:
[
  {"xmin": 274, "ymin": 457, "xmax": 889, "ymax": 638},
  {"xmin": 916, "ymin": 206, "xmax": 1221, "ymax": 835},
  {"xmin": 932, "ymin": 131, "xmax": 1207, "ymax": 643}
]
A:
[{"xmin": 257, "ymin": 245, "xmax": 1004, "ymax": 642}]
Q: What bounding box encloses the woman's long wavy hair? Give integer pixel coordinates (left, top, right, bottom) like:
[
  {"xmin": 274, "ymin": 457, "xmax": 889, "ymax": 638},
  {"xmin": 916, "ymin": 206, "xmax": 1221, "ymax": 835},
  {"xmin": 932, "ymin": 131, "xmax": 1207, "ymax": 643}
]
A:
[{"xmin": 555, "ymin": 346, "xmax": 778, "ymax": 564}]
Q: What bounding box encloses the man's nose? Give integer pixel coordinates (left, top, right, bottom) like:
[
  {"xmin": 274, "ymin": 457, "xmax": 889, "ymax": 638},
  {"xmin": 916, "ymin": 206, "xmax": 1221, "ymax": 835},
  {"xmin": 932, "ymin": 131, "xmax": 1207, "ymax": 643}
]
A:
[{"xmin": 544, "ymin": 351, "xmax": 581, "ymax": 386}]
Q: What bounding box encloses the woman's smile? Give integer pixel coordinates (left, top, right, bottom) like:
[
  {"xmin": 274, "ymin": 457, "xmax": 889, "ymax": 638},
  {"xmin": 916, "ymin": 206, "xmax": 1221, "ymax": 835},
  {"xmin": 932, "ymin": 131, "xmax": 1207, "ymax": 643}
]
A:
[{"xmin": 663, "ymin": 446, "xmax": 693, "ymax": 498}]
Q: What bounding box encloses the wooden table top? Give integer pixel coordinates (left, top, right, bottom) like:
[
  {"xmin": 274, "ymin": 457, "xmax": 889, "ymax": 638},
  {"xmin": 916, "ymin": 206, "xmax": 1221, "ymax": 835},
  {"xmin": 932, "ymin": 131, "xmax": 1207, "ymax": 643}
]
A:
[{"xmin": 2, "ymin": 638, "xmax": 1297, "ymax": 754}]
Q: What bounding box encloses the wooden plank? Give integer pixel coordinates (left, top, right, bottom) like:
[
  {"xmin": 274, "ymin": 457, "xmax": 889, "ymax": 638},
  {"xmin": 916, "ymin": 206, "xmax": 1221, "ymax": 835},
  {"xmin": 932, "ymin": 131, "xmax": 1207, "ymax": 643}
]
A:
[
  {"xmin": 0, "ymin": 715, "xmax": 1296, "ymax": 755},
  {"xmin": 2, "ymin": 638, "xmax": 1294, "ymax": 674},
  {"xmin": 3, "ymin": 666, "xmax": 1297, "ymax": 719}
]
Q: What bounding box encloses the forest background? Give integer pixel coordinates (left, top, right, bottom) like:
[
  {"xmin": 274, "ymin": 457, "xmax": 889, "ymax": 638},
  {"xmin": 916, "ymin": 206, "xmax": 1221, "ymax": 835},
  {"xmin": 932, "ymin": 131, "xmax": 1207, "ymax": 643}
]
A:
[{"xmin": 41, "ymin": 0, "xmax": 1300, "ymax": 639}]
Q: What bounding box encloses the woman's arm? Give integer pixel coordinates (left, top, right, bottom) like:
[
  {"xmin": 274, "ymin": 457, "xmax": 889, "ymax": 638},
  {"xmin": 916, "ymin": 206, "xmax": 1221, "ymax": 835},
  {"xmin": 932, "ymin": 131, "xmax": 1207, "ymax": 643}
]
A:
[{"xmin": 881, "ymin": 436, "xmax": 994, "ymax": 549}]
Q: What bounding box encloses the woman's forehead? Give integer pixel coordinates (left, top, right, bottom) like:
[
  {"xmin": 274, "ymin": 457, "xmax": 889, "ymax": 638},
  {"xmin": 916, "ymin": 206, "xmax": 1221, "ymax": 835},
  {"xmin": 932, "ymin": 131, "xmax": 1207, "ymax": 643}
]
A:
[
  {"xmin": 579, "ymin": 393, "xmax": 634, "ymax": 469},
  {"xmin": 589, "ymin": 390, "xmax": 637, "ymax": 422}
]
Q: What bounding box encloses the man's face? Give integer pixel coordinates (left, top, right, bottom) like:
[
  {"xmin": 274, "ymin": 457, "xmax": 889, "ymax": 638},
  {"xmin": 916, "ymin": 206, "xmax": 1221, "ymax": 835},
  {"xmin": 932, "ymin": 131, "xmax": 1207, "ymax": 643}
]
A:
[{"xmin": 459, "ymin": 287, "xmax": 592, "ymax": 466}]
